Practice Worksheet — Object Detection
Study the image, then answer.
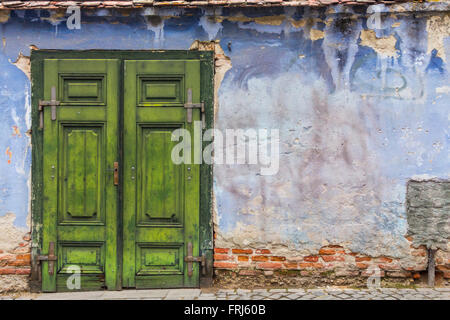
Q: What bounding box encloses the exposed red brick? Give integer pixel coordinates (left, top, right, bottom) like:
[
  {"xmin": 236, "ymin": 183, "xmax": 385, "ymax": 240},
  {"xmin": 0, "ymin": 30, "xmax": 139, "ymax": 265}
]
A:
[
  {"xmin": 214, "ymin": 262, "xmax": 237, "ymax": 269},
  {"xmin": 270, "ymin": 256, "xmax": 286, "ymax": 262},
  {"xmin": 376, "ymin": 256, "xmax": 393, "ymax": 263},
  {"xmin": 252, "ymin": 255, "xmax": 269, "ymax": 262},
  {"xmin": 283, "ymin": 262, "xmax": 298, "ymax": 269},
  {"xmin": 0, "ymin": 268, "xmax": 16, "ymax": 275},
  {"xmin": 299, "ymin": 262, "xmax": 324, "ymax": 269},
  {"xmin": 214, "ymin": 248, "xmax": 229, "ymax": 254},
  {"xmin": 303, "ymin": 255, "xmax": 318, "ymax": 262},
  {"xmin": 16, "ymin": 254, "xmax": 31, "ymax": 261},
  {"xmin": 12, "ymin": 247, "xmax": 30, "ymax": 254},
  {"xmin": 10, "ymin": 259, "xmax": 30, "ymax": 267},
  {"xmin": 356, "ymin": 263, "xmax": 369, "ymax": 269},
  {"xmin": 387, "ymin": 271, "xmax": 412, "ymax": 278},
  {"xmin": 378, "ymin": 264, "xmax": 401, "ymax": 271},
  {"xmin": 412, "ymin": 272, "xmax": 421, "ymax": 279},
  {"xmin": 443, "ymin": 271, "xmax": 450, "ymax": 279},
  {"xmin": 232, "ymin": 249, "xmax": 253, "ymax": 254},
  {"xmin": 239, "ymin": 269, "xmax": 258, "ymax": 276},
  {"xmin": 23, "ymin": 234, "xmax": 31, "ymax": 241},
  {"xmin": 361, "ymin": 270, "xmax": 385, "ymax": 277},
  {"xmin": 404, "ymin": 266, "xmax": 426, "ymax": 271},
  {"xmin": 257, "ymin": 262, "xmax": 282, "ymax": 269},
  {"xmin": 0, "ymin": 254, "xmax": 15, "ymax": 262},
  {"xmin": 355, "ymin": 257, "xmax": 371, "ymax": 262},
  {"xmin": 411, "ymin": 250, "xmax": 426, "ymax": 257},
  {"xmin": 437, "ymin": 265, "xmax": 449, "ymax": 271},
  {"xmin": 255, "ymin": 249, "xmax": 271, "ymax": 254},
  {"xmin": 321, "ymin": 255, "xmax": 345, "ymax": 262},
  {"xmin": 318, "ymin": 248, "xmax": 335, "ymax": 255},
  {"xmin": 214, "ymin": 254, "xmax": 232, "ymax": 261},
  {"xmin": 15, "ymin": 268, "xmax": 31, "ymax": 275},
  {"xmin": 237, "ymin": 255, "xmax": 249, "ymax": 262}
]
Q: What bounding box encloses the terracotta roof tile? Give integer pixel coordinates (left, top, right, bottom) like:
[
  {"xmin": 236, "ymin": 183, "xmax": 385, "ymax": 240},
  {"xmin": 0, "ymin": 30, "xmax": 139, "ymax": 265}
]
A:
[{"xmin": 0, "ymin": 0, "xmax": 420, "ymax": 9}]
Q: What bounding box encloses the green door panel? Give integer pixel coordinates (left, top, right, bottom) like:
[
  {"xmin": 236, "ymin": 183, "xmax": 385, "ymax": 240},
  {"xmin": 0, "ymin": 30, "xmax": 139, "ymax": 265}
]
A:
[
  {"xmin": 123, "ymin": 60, "xmax": 201, "ymax": 289},
  {"xmin": 139, "ymin": 127, "xmax": 183, "ymax": 225},
  {"xmin": 42, "ymin": 59, "xmax": 120, "ymax": 292}
]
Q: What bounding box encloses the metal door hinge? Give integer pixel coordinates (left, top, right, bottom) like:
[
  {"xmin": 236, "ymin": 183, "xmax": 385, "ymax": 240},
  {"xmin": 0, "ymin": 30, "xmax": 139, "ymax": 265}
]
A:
[
  {"xmin": 36, "ymin": 242, "xmax": 57, "ymax": 276},
  {"xmin": 184, "ymin": 88, "xmax": 205, "ymax": 129},
  {"xmin": 39, "ymin": 86, "xmax": 60, "ymax": 129},
  {"xmin": 184, "ymin": 242, "xmax": 206, "ymax": 277}
]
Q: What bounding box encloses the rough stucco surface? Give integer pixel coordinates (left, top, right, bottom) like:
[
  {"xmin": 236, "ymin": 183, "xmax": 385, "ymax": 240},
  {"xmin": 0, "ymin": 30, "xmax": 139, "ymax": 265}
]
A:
[
  {"xmin": 0, "ymin": 6, "xmax": 448, "ymax": 267},
  {"xmin": 0, "ymin": 275, "xmax": 29, "ymax": 294},
  {"xmin": 407, "ymin": 180, "xmax": 450, "ymax": 250}
]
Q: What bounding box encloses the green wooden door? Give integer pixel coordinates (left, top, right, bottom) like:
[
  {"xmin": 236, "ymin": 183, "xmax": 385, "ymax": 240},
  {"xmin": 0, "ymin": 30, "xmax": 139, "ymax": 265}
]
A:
[
  {"xmin": 41, "ymin": 59, "xmax": 120, "ymax": 292},
  {"xmin": 41, "ymin": 58, "xmax": 201, "ymax": 291},
  {"xmin": 122, "ymin": 60, "xmax": 201, "ymax": 288}
]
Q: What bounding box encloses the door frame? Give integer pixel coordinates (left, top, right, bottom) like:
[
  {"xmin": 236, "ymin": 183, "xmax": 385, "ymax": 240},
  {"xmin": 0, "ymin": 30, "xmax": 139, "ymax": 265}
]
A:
[{"xmin": 30, "ymin": 50, "xmax": 215, "ymax": 292}]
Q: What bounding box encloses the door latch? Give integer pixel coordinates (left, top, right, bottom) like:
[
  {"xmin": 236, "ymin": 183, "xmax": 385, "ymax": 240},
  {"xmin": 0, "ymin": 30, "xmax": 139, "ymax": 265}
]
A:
[
  {"xmin": 184, "ymin": 88, "xmax": 205, "ymax": 128},
  {"xmin": 114, "ymin": 162, "xmax": 119, "ymax": 186},
  {"xmin": 37, "ymin": 242, "xmax": 57, "ymax": 276},
  {"xmin": 39, "ymin": 86, "xmax": 60, "ymax": 129},
  {"xmin": 184, "ymin": 242, "xmax": 206, "ymax": 277}
]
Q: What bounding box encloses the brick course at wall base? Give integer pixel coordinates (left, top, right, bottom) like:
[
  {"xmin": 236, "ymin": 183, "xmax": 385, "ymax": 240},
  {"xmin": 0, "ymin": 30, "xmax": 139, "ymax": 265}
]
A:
[
  {"xmin": 0, "ymin": 233, "xmax": 31, "ymax": 293},
  {"xmin": 213, "ymin": 239, "xmax": 450, "ymax": 287}
]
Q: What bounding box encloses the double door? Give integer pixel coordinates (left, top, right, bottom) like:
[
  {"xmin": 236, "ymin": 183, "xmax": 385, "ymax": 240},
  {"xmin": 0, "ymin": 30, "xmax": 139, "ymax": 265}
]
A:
[{"xmin": 40, "ymin": 58, "xmax": 201, "ymax": 291}]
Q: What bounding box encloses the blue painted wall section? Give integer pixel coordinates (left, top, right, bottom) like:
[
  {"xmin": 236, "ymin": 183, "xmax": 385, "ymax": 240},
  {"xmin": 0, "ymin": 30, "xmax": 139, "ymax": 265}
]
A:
[{"xmin": 0, "ymin": 6, "xmax": 448, "ymax": 260}]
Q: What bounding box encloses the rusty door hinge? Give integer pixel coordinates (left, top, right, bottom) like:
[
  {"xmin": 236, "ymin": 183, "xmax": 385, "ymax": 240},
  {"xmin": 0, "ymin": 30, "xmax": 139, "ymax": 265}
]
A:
[
  {"xmin": 37, "ymin": 242, "xmax": 57, "ymax": 276},
  {"xmin": 184, "ymin": 88, "xmax": 205, "ymax": 128},
  {"xmin": 39, "ymin": 86, "xmax": 60, "ymax": 129},
  {"xmin": 184, "ymin": 242, "xmax": 206, "ymax": 277}
]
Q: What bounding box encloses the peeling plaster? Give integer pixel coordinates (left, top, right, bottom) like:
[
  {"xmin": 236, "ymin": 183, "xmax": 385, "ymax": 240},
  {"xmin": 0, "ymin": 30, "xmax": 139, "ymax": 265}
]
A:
[
  {"xmin": 189, "ymin": 40, "xmax": 232, "ymax": 123},
  {"xmin": 0, "ymin": 213, "xmax": 28, "ymax": 252},
  {"xmin": 0, "ymin": 276, "xmax": 30, "ymax": 293},
  {"xmin": 0, "ymin": 10, "xmax": 10, "ymax": 24},
  {"xmin": 436, "ymin": 85, "xmax": 450, "ymax": 93},
  {"xmin": 10, "ymin": 53, "xmax": 31, "ymax": 80},
  {"xmin": 310, "ymin": 29, "xmax": 325, "ymax": 41},
  {"xmin": 190, "ymin": 40, "xmax": 232, "ymax": 240},
  {"xmin": 426, "ymin": 13, "xmax": 450, "ymax": 61},
  {"xmin": 360, "ymin": 29, "xmax": 399, "ymax": 58}
]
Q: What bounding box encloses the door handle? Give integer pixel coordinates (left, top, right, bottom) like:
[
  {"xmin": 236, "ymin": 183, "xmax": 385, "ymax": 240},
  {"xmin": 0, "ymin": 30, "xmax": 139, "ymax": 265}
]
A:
[{"xmin": 114, "ymin": 162, "xmax": 119, "ymax": 186}]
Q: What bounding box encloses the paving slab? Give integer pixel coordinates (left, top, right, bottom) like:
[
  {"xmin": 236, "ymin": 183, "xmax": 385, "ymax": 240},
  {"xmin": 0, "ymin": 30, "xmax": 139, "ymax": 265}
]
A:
[{"xmin": 6, "ymin": 286, "xmax": 450, "ymax": 300}]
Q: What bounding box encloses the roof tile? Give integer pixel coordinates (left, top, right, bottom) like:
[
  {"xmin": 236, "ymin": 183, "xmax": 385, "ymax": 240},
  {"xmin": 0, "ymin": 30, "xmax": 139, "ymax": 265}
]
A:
[{"xmin": 0, "ymin": 0, "xmax": 419, "ymax": 9}]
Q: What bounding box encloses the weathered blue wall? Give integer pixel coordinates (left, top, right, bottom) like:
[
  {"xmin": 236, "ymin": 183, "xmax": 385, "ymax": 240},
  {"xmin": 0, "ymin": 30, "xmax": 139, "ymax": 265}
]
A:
[{"xmin": 0, "ymin": 6, "xmax": 448, "ymax": 259}]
